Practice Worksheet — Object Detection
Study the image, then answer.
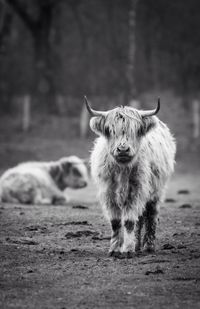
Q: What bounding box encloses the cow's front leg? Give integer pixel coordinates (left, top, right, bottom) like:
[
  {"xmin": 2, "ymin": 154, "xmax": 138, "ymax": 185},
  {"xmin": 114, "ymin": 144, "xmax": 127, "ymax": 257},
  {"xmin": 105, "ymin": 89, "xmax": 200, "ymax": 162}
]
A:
[
  {"xmin": 108, "ymin": 203, "xmax": 122, "ymax": 257},
  {"xmin": 33, "ymin": 193, "xmax": 52, "ymax": 205},
  {"xmin": 101, "ymin": 184, "xmax": 123, "ymax": 257},
  {"xmin": 108, "ymin": 208, "xmax": 122, "ymax": 256},
  {"xmin": 143, "ymin": 199, "xmax": 158, "ymax": 252},
  {"xmin": 121, "ymin": 214, "xmax": 136, "ymax": 258},
  {"xmin": 53, "ymin": 194, "xmax": 68, "ymax": 205},
  {"xmin": 109, "ymin": 216, "xmax": 123, "ymax": 257}
]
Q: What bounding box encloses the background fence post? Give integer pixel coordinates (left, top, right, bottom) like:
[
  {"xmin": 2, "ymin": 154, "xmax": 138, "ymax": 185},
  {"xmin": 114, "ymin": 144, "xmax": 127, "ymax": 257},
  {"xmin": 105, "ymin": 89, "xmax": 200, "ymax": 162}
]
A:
[
  {"xmin": 192, "ymin": 99, "xmax": 199, "ymax": 140},
  {"xmin": 22, "ymin": 95, "xmax": 31, "ymax": 132}
]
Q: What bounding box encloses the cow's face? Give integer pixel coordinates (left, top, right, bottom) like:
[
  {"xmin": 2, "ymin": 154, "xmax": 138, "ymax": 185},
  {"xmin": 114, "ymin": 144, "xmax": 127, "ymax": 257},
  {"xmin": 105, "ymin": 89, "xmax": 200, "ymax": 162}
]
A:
[
  {"xmin": 90, "ymin": 107, "xmax": 156, "ymax": 164},
  {"xmin": 51, "ymin": 156, "xmax": 88, "ymax": 190},
  {"xmin": 60, "ymin": 156, "xmax": 89, "ymax": 189}
]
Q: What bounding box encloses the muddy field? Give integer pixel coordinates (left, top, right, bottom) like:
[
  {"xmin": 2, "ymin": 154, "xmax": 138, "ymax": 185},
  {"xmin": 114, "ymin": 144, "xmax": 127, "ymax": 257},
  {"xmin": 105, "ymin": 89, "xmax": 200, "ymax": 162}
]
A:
[{"xmin": 0, "ymin": 168, "xmax": 200, "ymax": 309}]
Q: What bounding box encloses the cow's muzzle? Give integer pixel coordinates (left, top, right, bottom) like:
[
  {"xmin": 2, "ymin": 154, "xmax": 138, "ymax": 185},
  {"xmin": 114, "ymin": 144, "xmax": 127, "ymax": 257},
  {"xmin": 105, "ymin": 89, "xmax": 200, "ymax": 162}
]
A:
[
  {"xmin": 115, "ymin": 155, "xmax": 133, "ymax": 164},
  {"xmin": 115, "ymin": 146, "xmax": 133, "ymax": 164}
]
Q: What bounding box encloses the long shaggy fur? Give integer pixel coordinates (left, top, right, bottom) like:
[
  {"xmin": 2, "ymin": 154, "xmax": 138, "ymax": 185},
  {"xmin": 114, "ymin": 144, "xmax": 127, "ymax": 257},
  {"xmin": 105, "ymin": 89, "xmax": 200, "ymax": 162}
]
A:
[
  {"xmin": 0, "ymin": 156, "xmax": 88, "ymax": 205},
  {"xmin": 89, "ymin": 106, "xmax": 176, "ymax": 256}
]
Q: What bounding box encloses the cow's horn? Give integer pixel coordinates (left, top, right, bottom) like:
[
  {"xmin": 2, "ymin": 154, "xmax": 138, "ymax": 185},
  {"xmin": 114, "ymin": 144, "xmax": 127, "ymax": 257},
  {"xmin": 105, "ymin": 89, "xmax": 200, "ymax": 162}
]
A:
[
  {"xmin": 139, "ymin": 98, "xmax": 160, "ymax": 117},
  {"xmin": 84, "ymin": 96, "xmax": 108, "ymax": 117}
]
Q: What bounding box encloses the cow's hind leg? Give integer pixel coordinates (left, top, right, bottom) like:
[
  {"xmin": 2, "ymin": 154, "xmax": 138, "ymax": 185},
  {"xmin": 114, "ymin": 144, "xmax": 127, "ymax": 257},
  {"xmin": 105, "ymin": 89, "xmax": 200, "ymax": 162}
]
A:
[
  {"xmin": 33, "ymin": 190, "xmax": 52, "ymax": 205},
  {"xmin": 135, "ymin": 215, "xmax": 144, "ymax": 252},
  {"xmin": 143, "ymin": 198, "xmax": 158, "ymax": 252},
  {"xmin": 2, "ymin": 194, "xmax": 20, "ymax": 204}
]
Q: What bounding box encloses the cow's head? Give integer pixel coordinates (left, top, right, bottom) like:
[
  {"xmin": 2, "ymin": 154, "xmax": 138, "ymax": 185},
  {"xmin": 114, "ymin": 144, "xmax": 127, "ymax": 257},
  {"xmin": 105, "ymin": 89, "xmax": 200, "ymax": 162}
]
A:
[
  {"xmin": 84, "ymin": 96, "xmax": 160, "ymax": 165},
  {"xmin": 50, "ymin": 156, "xmax": 88, "ymax": 190}
]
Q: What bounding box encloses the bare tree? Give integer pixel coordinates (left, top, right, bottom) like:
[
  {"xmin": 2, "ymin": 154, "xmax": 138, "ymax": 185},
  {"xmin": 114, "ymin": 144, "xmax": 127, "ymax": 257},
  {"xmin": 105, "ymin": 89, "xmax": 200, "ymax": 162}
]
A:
[
  {"xmin": 127, "ymin": 0, "xmax": 138, "ymax": 106},
  {"xmin": 103, "ymin": 0, "xmax": 139, "ymax": 105},
  {"xmin": 0, "ymin": 0, "xmax": 13, "ymax": 111},
  {"xmin": 6, "ymin": 0, "xmax": 57, "ymax": 112},
  {"xmin": 104, "ymin": 0, "xmax": 128, "ymax": 101},
  {"xmin": 0, "ymin": 1, "xmax": 12, "ymax": 53}
]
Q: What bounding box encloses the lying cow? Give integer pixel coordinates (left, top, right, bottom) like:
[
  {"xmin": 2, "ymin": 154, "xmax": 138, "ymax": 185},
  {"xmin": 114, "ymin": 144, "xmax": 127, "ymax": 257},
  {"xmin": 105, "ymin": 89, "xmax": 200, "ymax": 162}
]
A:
[
  {"xmin": 85, "ymin": 96, "xmax": 176, "ymax": 258},
  {"xmin": 0, "ymin": 156, "xmax": 88, "ymax": 205}
]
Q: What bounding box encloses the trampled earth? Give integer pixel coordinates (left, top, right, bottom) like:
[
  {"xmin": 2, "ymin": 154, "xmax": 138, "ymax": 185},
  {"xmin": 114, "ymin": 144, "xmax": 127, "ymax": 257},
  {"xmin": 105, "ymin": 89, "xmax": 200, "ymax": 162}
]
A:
[{"xmin": 0, "ymin": 172, "xmax": 200, "ymax": 309}]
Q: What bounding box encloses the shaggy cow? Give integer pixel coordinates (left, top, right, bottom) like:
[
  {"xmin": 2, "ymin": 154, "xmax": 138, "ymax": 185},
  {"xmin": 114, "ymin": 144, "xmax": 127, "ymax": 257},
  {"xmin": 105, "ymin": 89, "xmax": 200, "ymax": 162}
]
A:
[
  {"xmin": 0, "ymin": 156, "xmax": 88, "ymax": 205},
  {"xmin": 85, "ymin": 96, "xmax": 176, "ymax": 258}
]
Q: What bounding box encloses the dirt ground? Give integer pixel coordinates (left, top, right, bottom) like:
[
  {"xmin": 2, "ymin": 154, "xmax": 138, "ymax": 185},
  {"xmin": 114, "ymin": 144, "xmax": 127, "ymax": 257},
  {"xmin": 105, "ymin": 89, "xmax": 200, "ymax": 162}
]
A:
[{"xmin": 0, "ymin": 165, "xmax": 200, "ymax": 309}]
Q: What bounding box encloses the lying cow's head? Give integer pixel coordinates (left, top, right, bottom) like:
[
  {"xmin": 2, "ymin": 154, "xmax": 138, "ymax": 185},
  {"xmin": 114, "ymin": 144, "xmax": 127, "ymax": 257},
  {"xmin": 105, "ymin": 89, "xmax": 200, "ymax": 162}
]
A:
[
  {"xmin": 50, "ymin": 156, "xmax": 88, "ymax": 190},
  {"xmin": 84, "ymin": 96, "xmax": 160, "ymax": 165}
]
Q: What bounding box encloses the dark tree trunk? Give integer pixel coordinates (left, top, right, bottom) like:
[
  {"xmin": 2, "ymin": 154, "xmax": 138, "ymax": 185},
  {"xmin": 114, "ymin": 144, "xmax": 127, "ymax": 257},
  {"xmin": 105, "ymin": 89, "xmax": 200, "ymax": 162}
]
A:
[
  {"xmin": 127, "ymin": 0, "xmax": 138, "ymax": 103},
  {"xmin": 32, "ymin": 8, "xmax": 55, "ymax": 113},
  {"xmin": 0, "ymin": 2, "xmax": 13, "ymax": 111},
  {"xmin": 6, "ymin": 0, "xmax": 57, "ymax": 113}
]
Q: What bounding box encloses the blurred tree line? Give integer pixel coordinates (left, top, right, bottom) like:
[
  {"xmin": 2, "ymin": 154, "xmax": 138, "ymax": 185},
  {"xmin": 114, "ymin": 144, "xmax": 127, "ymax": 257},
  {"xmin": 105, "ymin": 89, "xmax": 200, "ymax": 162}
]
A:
[{"xmin": 0, "ymin": 0, "xmax": 200, "ymax": 114}]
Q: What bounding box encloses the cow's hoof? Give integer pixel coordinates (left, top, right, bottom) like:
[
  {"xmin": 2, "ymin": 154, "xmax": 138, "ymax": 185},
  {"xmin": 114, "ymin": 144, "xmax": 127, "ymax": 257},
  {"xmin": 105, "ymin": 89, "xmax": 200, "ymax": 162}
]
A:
[
  {"xmin": 143, "ymin": 242, "xmax": 155, "ymax": 253},
  {"xmin": 126, "ymin": 251, "xmax": 135, "ymax": 259},
  {"xmin": 109, "ymin": 251, "xmax": 122, "ymax": 258},
  {"xmin": 53, "ymin": 196, "xmax": 68, "ymax": 205},
  {"xmin": 135, "ymin": 244, "xmax": 141, "ymax": 252},
  {"xmin": 119, "ymin": 251, "xmax": 135, "ymax": 259}
]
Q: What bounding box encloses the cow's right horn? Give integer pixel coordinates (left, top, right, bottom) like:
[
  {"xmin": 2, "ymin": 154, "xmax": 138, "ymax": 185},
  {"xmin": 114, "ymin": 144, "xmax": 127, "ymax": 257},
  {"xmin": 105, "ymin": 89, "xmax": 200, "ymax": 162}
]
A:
[
  {"xmin": 84, "ymin": 96, "xmax": 108, "ymax": 117},
  {"xmin": 139, "ymin": 98, "xmax": 160, "ymax": 117}
]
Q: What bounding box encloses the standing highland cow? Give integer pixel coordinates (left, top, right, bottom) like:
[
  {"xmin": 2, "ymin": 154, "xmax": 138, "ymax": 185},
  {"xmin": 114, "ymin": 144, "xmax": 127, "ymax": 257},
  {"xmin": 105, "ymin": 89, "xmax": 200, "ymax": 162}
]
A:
[{"xmin": 85, "ymin": 96, "xmax": 176, "ymax": 258}]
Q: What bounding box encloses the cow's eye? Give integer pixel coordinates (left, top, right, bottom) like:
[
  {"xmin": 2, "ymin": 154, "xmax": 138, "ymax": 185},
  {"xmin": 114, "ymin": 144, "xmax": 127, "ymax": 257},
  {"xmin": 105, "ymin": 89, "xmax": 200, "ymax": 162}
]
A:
[
  {"xmin": 104, "ymin": 126, "xmax": 110, "ymax": 138},
  {"xmin": 137, "ymin": 125, "xmax": 145, "ymax": 137},
  {"xmin": 72, "ymin": 167, "xmax": 81, "ymax": 177}
]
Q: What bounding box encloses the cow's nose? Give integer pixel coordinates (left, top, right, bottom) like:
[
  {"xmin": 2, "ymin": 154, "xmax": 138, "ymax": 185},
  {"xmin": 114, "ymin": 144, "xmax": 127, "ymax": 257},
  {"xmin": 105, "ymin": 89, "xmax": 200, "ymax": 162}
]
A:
[
  {"xmin": 78, "ymin": 180, "xmax": 87, "ymax": 188},
  {"xmin": 117, "ymin": 146, "xmax": 130, "ymax": 154},
  {"xmin": 82, "ymin": 181, "xmax": 88, "ymax": 188}
]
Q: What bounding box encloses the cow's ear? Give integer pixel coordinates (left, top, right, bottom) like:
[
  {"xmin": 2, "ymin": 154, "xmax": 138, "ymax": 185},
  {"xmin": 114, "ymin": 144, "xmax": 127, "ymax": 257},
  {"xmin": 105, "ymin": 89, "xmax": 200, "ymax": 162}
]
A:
[
  {"xmin": 142, "ymin": 116, "xmax": 157, "ymax": 135},
  {"xmin": 50, "ymin": 164, "xmax": 63, "ymax": 181},
  {"xmin": 61, "ymin": 161, "xmax": 72, "ymax": 174},
  {"xmin": 89, "ymin": 116, "xmax": 105, "ymax": 135}
]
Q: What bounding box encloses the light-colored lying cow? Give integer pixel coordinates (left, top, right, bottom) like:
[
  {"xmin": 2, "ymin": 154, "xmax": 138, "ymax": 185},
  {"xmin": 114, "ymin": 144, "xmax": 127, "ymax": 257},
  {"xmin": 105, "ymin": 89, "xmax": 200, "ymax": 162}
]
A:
[{"xmin": 0, "ymin": 156, "xmax": 88, "ymax": 205}]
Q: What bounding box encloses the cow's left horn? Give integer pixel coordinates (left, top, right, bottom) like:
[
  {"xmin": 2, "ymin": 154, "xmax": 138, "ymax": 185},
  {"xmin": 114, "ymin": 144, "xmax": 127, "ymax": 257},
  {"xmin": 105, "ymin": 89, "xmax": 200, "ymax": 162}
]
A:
[
  {"xmin": 84, "ymin": 96, "xmax": 108, "ymax": 117},
  {"xmin": 140, "ymin": 98, "xmax": 160, "ymax": 117}
]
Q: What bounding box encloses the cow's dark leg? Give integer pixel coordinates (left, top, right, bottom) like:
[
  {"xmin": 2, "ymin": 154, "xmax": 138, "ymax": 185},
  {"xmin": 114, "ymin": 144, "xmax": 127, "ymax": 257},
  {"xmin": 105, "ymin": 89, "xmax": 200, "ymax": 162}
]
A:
[
  {"xmin": 52, "ymin": 194, "xmax": 68, "ymax": 205},
  {"xmin": 108, "ymin": 203, "xmax": 123, "ymax": 257},
  {"xmin": 105, "ymin": 183, "xmax": 123, "ymax": 257},
  {"xmin": 135, "ymin": 215, "xmax": 144, "ymax": 252},
  {"xmin": 121, "ymin": 166, "xmax": 142, "ymax": 258},
  {"xmin": 143, "ymin": 199, "xmax": 158, "ymax": 252},
  {"xmin": 109, "ymin": 216, "xmax": 122, "ymax": 257}
]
